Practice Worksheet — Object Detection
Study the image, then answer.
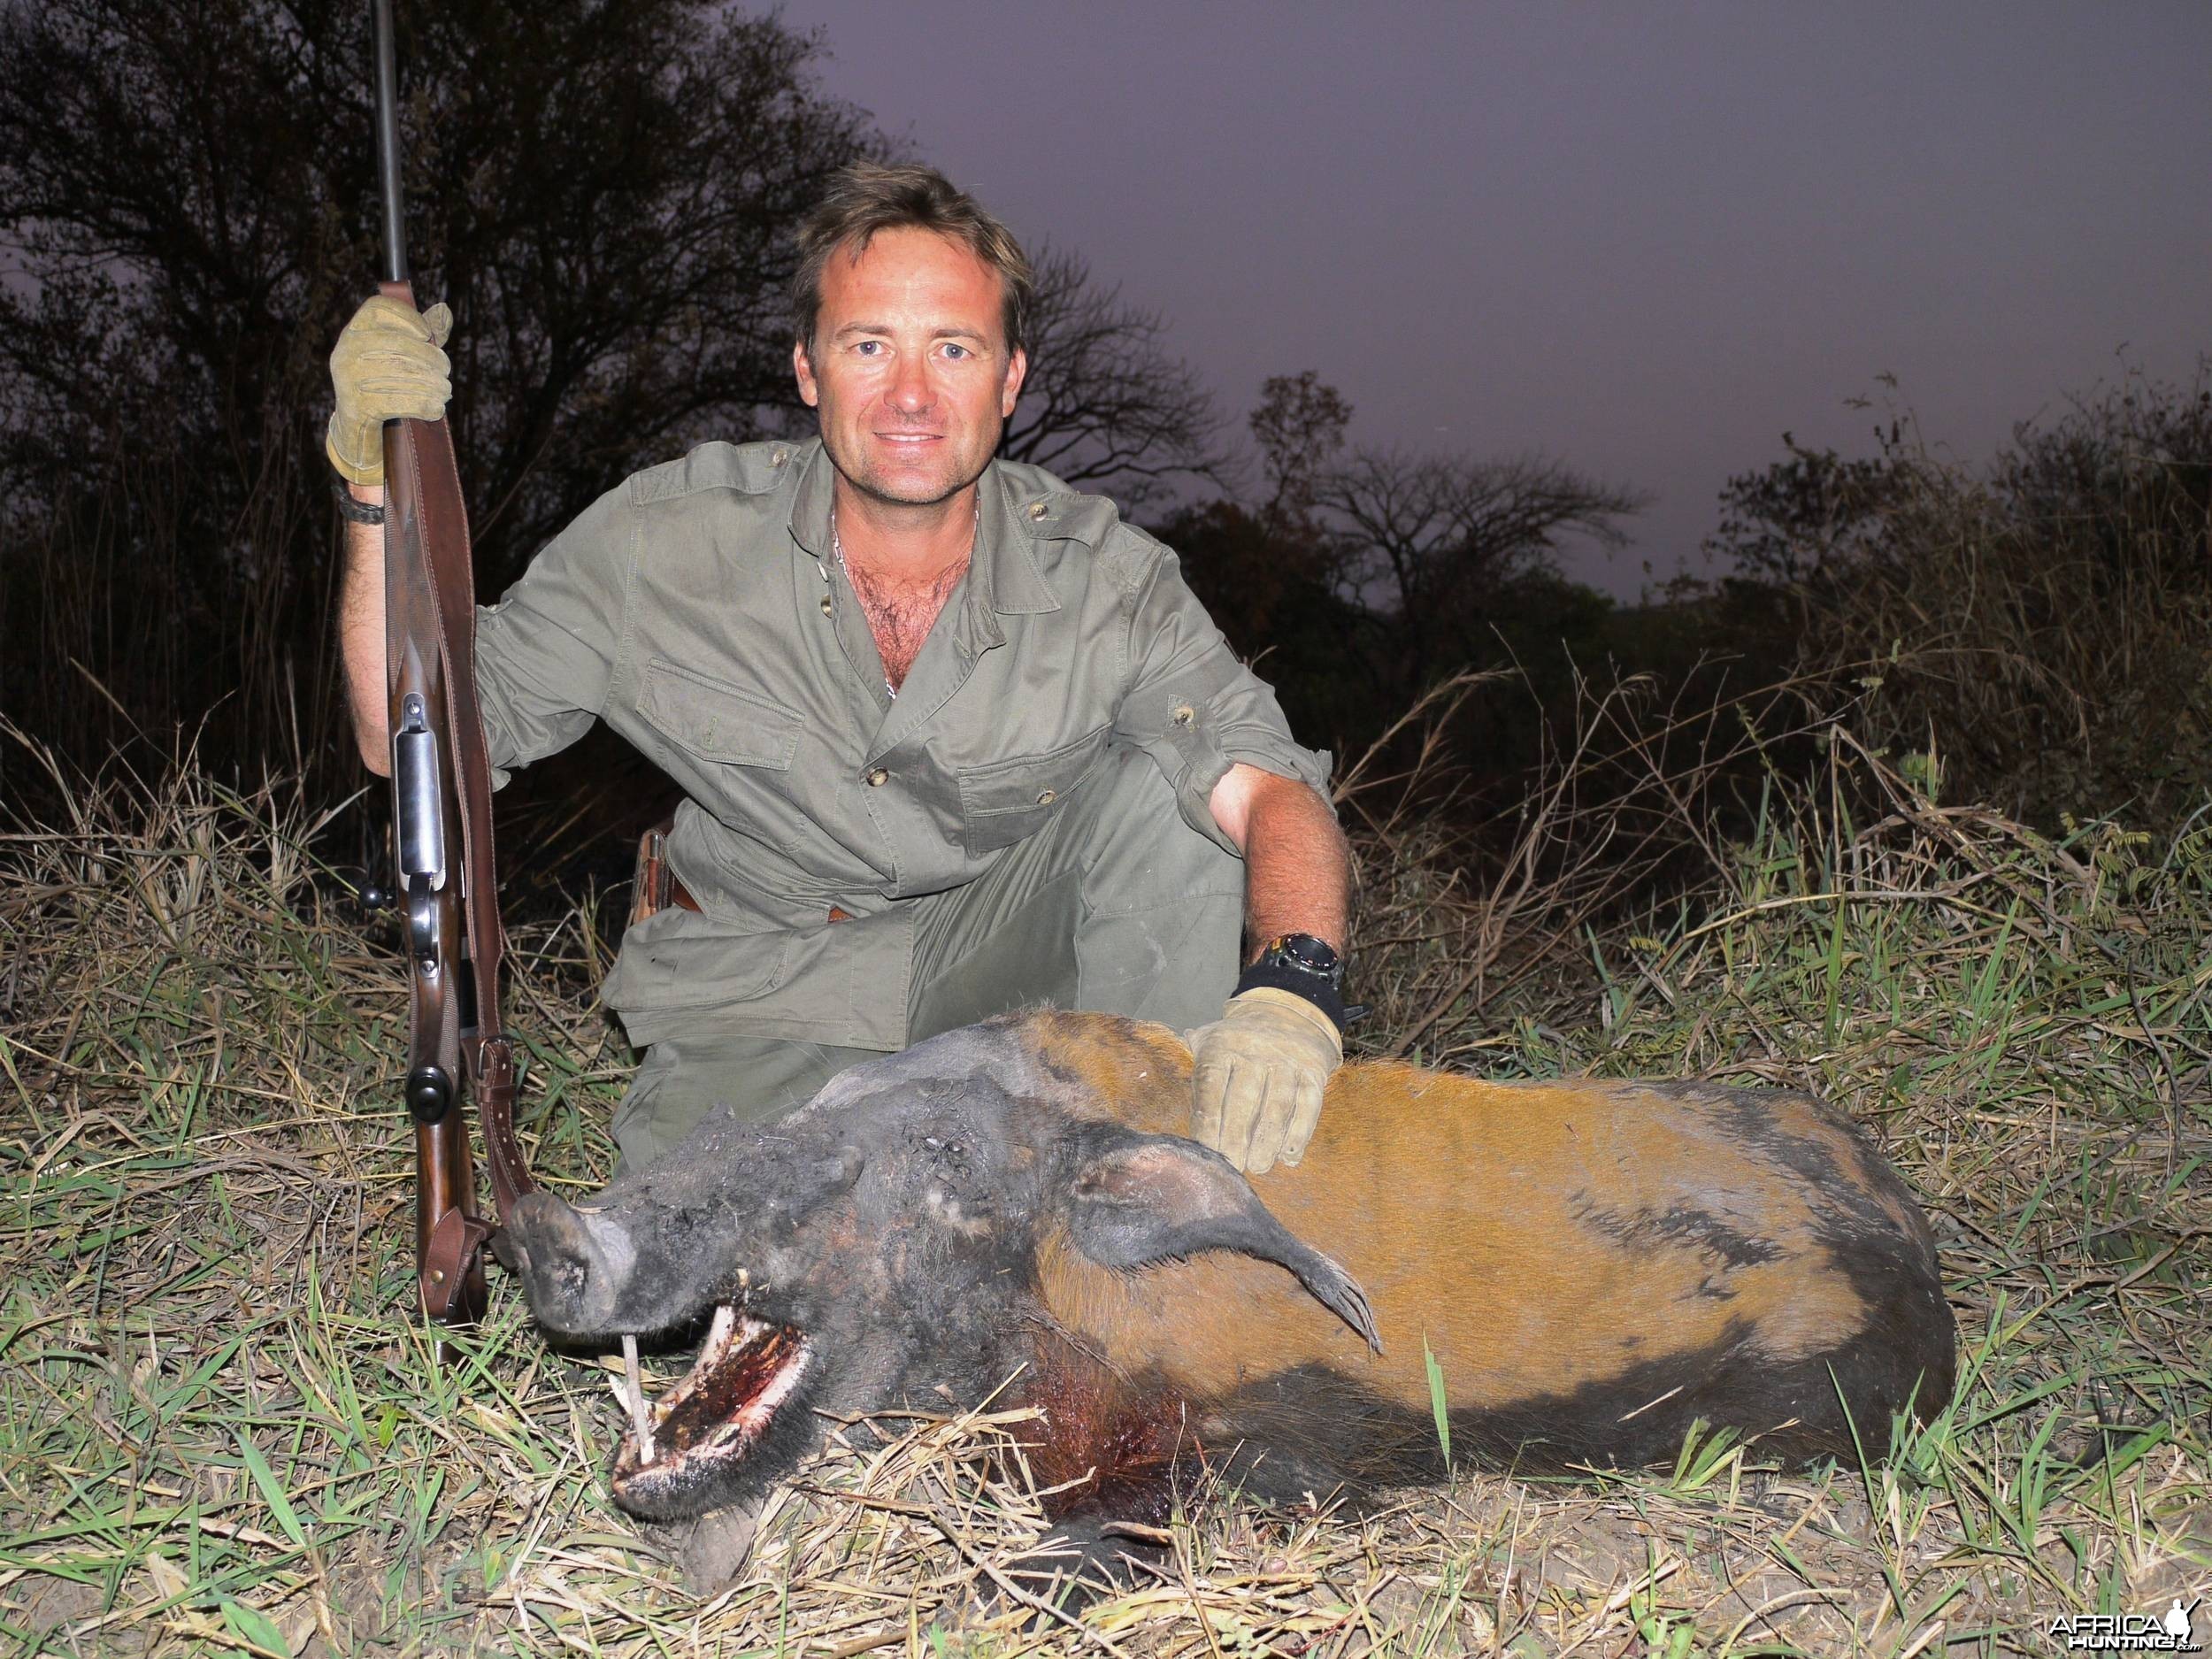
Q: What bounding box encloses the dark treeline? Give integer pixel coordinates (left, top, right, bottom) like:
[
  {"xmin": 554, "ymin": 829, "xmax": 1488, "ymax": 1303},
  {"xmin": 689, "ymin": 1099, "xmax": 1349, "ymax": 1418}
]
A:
[
  {"xmin": 3, "ymin": 0, "xmax": 876, "ymax": 788},
  {"xmin": 4, "ymin": 0, "xmax": 2208, "ymax": 887},
  {"xmin": 1175, "ymin": 365, "xmax": 2212, "ymax": 842}
]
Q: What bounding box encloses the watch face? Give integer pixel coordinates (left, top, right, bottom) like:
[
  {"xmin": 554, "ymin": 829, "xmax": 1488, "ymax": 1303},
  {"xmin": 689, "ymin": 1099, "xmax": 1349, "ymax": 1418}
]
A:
[{"xmin": 1271, "ymin": 933, "xmax": 1341, "ymax": 976}]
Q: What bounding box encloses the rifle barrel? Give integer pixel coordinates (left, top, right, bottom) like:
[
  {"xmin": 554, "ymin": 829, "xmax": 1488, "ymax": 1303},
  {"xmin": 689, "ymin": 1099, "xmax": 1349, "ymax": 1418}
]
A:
[{"xmin": 373, "ymin": 0, "xmax": 408, "ymax": 284}]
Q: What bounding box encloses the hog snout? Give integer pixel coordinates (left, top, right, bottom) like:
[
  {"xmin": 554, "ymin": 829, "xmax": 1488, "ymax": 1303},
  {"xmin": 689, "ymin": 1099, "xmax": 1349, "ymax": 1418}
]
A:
[{"xmin": 507, "ymin": 1189, "xmax": 635, "ymax": 1336}]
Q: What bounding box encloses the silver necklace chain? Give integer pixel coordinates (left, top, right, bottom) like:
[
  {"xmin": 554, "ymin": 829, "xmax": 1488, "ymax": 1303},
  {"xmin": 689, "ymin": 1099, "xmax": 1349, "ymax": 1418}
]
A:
[
  {"xmin": 830, "ymin": 502, "xmax": 982, "ymax": 703},
  {"xmin": 830, "ymin": 514, "xmax": 897, "ymax": 701}
]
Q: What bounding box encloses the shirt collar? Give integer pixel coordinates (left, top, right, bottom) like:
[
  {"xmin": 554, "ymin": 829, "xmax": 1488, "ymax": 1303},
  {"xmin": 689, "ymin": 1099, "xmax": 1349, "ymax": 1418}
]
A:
[{"xmin": 787, "ymin": 439, "xmax": 1063, "ymax": 626}]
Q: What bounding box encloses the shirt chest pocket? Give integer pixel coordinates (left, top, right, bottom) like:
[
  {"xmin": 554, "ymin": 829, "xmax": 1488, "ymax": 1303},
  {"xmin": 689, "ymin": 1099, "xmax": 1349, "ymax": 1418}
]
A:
[
  {"xmin": 638, "ymin": 659, "xmax": 802, "ymax": 772},
  {"xmin": 956, "ymin": 726, "xmax": 1110, "ymax": 856}
]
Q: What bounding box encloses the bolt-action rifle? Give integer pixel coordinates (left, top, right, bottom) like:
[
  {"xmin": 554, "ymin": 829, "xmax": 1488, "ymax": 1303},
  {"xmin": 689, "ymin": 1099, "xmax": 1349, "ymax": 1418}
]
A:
[{"xmin": 370, "ymin": 0, "xmax": 534, "ymax": 1337}]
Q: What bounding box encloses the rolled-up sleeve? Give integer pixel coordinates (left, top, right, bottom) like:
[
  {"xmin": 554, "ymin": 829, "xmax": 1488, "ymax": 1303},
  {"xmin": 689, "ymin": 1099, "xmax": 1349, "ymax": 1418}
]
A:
[
  {"xmin": 1110, "ymin": 542, "xmax": 1333, "ymax": 853},
  {"xmin": 474, "ymin": 481, "xmax": 637, "ymax": 787}
]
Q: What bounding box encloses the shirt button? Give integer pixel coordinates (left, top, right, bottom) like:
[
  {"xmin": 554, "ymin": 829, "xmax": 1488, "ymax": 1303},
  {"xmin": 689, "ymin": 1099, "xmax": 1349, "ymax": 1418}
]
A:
[
  {"xmin": 1035, "ymin": 788, "xmax": 1056, "ymax": 806},
  {"xmin": 1027, "ymin": 501, "xmax": 1048, "ymax": 520},
  {"xmin": 771, "ymin": 449, "xmax": 789, "ymax": 468},
  {"xmin": 1171, "ymin": 704, "xmax": 1196, "ymax": 726},
  {"xmin": 865, "ymin": 766, "xmax": 889, "ymax": 787},
  {"xmin": 819, "ymin": 594, "xmax": 833, "ymax": 616}
]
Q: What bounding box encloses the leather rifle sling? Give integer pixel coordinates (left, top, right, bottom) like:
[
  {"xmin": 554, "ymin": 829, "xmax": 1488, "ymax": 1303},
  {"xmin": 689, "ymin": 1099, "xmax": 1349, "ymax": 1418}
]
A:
[{"xmin": 380, "ymin": 280, "xmax": 536, "ymax": 1325}]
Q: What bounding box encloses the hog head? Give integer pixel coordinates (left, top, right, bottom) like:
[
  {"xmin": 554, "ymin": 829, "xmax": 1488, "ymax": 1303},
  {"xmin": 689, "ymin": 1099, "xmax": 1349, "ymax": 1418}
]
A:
[{"xmin": 503, "ymin": 1018, "xmax": 1376, "ymax": 1525}]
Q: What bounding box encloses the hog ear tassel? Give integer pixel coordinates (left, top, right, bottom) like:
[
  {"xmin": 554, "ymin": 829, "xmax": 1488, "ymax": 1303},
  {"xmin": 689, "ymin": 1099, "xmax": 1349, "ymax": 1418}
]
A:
[{"xmin": 619, "ymin": 1334, "xmax": 656, "ymax": 1463}]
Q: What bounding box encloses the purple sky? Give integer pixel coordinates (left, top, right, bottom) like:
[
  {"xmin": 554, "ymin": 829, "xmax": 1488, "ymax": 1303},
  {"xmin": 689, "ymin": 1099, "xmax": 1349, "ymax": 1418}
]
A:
[{"xmin": 777, "ymin": 2, "xmax": 2210, "ymax": 597}]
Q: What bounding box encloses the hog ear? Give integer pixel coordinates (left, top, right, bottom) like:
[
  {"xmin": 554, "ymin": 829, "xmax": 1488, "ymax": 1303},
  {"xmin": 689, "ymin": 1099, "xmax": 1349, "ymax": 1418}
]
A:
[{"xmin": 1064, "ymin": 1136, "xmax": 1381, "ymax": 1353}]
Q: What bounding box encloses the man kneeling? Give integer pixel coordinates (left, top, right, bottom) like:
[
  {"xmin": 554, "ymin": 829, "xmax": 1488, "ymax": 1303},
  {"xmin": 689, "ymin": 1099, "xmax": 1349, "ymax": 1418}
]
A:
[{"xmin": 326, "ymin": 163, "xmax": 1355, "ymax": 1174}]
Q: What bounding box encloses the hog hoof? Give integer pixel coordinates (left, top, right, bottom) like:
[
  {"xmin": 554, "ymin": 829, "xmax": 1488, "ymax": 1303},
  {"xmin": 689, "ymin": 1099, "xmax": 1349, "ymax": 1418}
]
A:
[
  {"xmin": 1002, "ymin": 1517, "xmax": 1169, "ymax": 1614},
  {"xmin": 642, "ymin": 1496, "xmax": 764, "ymax": 1596}
]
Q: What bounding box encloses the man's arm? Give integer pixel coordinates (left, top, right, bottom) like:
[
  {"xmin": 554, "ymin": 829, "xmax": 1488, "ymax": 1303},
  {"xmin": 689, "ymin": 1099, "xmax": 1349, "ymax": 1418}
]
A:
[
  {"xmin": 326, "ymin": 293, "xmax": 453, "ymax": 776},
  {"xmin": 1207, "ymin": 762, "xmax": 1350, "ymax": 954},
  {"xmin": 1101, "ymin": 534, "xmax": 1349, "ymax": 1171},
  {"xmin": 1188, "ymin": 762, "xmax": 1353, "ymax": 1175},
  {"xmin": 326, "ymin": 293, "xmax": 617, "ymax": 788},
  {"xmin": 339, "ymin": 482, "xmax": 391, "ymax": 775}
]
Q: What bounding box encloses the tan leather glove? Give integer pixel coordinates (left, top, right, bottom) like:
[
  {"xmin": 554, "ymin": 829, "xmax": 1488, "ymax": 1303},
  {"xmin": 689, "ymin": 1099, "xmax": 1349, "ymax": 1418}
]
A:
[
  {"xmin": 1187, "ymin": 987, "xmax": 1343, "ymax": 1175},
  {"xmin": 326, "ymin": 294, "xmax": 454, "ymax": 486}
]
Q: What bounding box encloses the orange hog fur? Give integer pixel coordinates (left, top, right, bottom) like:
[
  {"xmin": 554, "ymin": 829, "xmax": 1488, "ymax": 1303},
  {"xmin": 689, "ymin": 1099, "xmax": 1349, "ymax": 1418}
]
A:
[{"xmin": 1018, "ymin": 1011, "xmax": 1954, "ymax": 1480}]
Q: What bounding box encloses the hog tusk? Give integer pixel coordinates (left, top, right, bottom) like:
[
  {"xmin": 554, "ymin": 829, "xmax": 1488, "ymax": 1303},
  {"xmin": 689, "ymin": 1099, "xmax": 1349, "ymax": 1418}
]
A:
[{"xmin": 619, "ymin": 1333, "xmax": 656, "ymax": 1463}]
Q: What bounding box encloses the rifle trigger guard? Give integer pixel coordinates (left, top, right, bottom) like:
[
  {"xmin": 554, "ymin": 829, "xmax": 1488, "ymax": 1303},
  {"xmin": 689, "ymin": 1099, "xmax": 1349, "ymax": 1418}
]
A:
[{"xmin": 406, "ymin": 885, "xmax": 441, "ymax": 973}]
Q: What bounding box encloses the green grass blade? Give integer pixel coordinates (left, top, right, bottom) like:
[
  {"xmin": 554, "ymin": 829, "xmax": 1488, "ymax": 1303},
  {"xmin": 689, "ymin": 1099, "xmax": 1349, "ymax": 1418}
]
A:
[
  {"xmin": 233, "ymin": 1429, "xmax": 306, "ymax": 1549},
  {"xmin": 1424, "ymin": 1334, "xmax": 1451, "ymax": 1468}
]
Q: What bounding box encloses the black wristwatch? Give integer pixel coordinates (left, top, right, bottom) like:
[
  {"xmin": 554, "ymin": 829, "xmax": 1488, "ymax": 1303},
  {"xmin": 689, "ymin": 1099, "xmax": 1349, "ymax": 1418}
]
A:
[
  {"xmin": 1260, "ymin": 933, "xmax": 1344, "ymax": 991},
  {"xmin": 1235, "ymin": 933, "xmax": 1354, "ymax": 1027}
]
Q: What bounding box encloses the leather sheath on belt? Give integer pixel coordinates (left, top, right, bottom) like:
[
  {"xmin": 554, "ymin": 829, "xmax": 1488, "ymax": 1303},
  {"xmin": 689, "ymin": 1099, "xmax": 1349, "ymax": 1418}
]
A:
[{"xmin": 630, "ymin": 821, "xmax": 851, "ymax": 925}]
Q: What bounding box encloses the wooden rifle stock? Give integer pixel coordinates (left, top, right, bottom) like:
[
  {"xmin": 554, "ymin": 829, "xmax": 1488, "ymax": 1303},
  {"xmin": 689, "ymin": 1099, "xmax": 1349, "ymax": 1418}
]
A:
[
  {"xmin": 382, "ymin": 380, "xmax": 487, "ymax": 1328},
  {"xmin": 373, "ymin": 1, "xmax": 534, "ymax": 1340}
]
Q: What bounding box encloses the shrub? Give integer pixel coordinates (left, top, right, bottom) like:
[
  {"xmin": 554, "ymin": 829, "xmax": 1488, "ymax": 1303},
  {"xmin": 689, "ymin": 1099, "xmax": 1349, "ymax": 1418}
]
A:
[{"xmin": 1712, "ymin": 367, "xmax": 2212, "ymax": 830}]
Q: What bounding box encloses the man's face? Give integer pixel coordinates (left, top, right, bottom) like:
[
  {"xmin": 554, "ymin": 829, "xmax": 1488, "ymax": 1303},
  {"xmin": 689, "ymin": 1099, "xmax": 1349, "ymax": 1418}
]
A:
[{"xmin": 794, "ymin": 227, "xmax": 1027, "ymax": 511}]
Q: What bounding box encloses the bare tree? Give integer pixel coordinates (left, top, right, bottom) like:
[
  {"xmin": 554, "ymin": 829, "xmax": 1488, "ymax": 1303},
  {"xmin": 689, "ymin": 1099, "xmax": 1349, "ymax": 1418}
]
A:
[
  {"xmin": 1250, "ymin": 369, "xmax": 1353, "ymax": 529},
  {"xmin": 1164, "ymin": 370, "xmax": 1356, "ymax": 667},
  {"xmin": 999, "ymin": 246, "xmax": 1229, "ymax": 508},
  {"xmin": 1314, "ymin": 448, "xmax": 1650, "ymax": 688},
  {"xmin": 0, "ymin": 0, "xmax": 878, "ymax": 772}
]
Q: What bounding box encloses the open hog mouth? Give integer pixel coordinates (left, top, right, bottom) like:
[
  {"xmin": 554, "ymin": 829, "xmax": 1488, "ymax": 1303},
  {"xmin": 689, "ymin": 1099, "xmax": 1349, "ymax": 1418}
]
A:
[{"xmin": 609, "ymin": 1305, "xmax": 810, "ymax": 1517}]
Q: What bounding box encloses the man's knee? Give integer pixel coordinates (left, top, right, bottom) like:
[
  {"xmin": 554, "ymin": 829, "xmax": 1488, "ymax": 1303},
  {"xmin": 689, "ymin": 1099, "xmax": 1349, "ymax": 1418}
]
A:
[
  {"xmin": 611, "ymin": 1033, "xmax": 877, "ymax": 1171},
  {"xmin": 1026, "ymin": 749, "xmax": 1248, "ymax": 1023},
  {"xmin": 1069, "ymin": 747, "xmax": 1244, "ymax": 912},
  {"xmin": 908, "ymin": 749, "xmax": 1244, "ymax": 1038}
]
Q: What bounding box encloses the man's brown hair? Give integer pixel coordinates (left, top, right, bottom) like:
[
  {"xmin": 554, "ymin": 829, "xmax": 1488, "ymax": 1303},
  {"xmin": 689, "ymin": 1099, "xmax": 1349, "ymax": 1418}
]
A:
[{"xmin": 792, "ymin": 163, "xmax": 1035, "ymax": 359}]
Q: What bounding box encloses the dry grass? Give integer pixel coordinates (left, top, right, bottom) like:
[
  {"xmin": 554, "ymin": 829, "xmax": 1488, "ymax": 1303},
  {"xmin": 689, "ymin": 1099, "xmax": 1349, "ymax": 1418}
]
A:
[{"xmin": 4, "ymin": 717, "xmax": 2210, "ymax": 1655}]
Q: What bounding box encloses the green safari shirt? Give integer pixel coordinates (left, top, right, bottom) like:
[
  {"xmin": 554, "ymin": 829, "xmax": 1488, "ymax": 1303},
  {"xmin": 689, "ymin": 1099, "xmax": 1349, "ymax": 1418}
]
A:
[{"xmin": 473, "ymin": 437, "xmax": 1330, "ymax": 1050}]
